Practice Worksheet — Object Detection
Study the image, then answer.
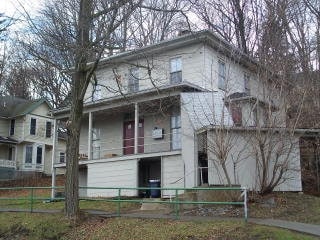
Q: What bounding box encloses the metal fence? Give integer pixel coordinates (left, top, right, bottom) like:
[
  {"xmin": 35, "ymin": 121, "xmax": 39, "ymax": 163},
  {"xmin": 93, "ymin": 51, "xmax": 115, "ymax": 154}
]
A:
[{"xmin": 0, "ymin": 186, "xmax": 248, "ymax": 221}]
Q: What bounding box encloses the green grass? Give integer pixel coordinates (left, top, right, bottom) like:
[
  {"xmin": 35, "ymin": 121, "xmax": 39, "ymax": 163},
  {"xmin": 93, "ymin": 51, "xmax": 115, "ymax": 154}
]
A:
[
  {"xmin": 0, "ymin": 197, "xmax": 139, "ymax": 213},
  {"xmin": 0, "ymin": 213, "xmax": 71, "ymax": 240},
  {"xmin": 63, "ymin": 218, "xmax": 318, "ymax": 240},
  {"xmin": 0, "ymin": 213, "xmax": 317, "ymax": 240}
]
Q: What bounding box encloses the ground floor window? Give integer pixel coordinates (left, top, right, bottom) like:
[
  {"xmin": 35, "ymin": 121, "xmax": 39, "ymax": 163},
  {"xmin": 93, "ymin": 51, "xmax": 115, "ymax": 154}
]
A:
[
  {"xmin": 25, "ymin": 145, "xmax": 33, "ymax": 164},
  {"xmin": 24, "ymin": 144, "xmax": 44, "ymax": 169},
  {"xmin": 171, "ymin": 115, "xmax": 181, "ymax": 150}
]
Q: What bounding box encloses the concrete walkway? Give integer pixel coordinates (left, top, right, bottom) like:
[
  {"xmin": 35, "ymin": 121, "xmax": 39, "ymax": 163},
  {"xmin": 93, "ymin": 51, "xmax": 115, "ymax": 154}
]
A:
[{"xmin": 248, "ymin": 218, "xmax": 320, "ymax": 237}]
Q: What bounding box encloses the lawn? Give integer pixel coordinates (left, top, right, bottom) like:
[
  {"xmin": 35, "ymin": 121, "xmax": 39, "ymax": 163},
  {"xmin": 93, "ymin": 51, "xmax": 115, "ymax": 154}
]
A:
[{"xmin": 0, "ymin": 213, "xmax": 318, "ymax": 240}]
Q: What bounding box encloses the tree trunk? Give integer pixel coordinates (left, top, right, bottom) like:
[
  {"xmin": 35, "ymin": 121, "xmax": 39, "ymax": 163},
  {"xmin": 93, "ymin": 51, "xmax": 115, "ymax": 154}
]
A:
[
  {"xmin": 65, "ymin": 0, "xmax": 92, "ymax": 220},
  {"xmin": 65, "ymin": 73, "xmax": 85, "ymax": 220}
]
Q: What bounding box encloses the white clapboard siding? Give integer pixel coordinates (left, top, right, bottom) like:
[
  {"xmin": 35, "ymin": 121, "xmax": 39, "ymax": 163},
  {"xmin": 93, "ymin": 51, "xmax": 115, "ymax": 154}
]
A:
[
  {"xmin": 87, "ymin": 159, "xmax": 138, "ymax": 197},
  {"xmin": 162, "ymin": 155, "xmax": 184, "ymax": 197}
]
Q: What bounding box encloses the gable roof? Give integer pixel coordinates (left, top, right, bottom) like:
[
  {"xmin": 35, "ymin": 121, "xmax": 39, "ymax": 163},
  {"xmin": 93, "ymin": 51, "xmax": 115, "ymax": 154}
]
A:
[
  {"xmin": 181, "ymin": 92, "xmax": 233, "ymax": 130},
  {"xmin": 0, "ymin": 96, "xmax": 52, "ymax": 118}
]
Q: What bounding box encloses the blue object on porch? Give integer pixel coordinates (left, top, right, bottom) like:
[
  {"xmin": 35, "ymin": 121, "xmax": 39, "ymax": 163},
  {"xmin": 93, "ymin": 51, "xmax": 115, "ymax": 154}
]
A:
[{"xmin": 149, "ymin": 179, "xmax": 160, "ymax": 198}]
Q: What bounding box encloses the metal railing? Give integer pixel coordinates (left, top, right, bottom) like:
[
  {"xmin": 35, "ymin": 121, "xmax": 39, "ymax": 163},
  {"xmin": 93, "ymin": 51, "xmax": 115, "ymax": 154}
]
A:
[{"xmin": 0, "ymin": 186, "xmax": 248, "ymax": 221}]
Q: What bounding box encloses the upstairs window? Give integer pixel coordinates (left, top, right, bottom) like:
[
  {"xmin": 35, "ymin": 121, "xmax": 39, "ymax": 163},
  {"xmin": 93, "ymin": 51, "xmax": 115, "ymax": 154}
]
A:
[
  {"xmin": 30, "ymin": 118, "xmax": 36, "ymax": 135},
  {"xmin": 170, "ymin": 57, "xmax": 182, "ymax": 84},
  {"xmin": 244, "ymin": 73, "xmax": 250, "ymax": 94},
  {"xmin": 92, "ymin": 84, "xmax": 102, "ymax": 101},
  {"xmin": 10, "ymin": 119, "xmax": 15, "ymax": 135},
  {"xmin": 218, "ymin": 60, "xmax": 226, "ymax": 90},
  {"xmin": 128, "ymin": 67, "xmax": 139, "ymax": 93},
  {"xmin": 59, "ymin": 152, "xmax": 66, "ymax": 163},
  {"xmin": 46, "ymin": 121, "xmax": 52, "ymax": 138}
]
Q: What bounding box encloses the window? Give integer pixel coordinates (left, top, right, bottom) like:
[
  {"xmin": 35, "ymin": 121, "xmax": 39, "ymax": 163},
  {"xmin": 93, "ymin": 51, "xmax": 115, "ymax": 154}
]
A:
[
  {"xmin": 59, "ymin": 152, "xmax": 66, "ymax": 163},
  {"xmin": 25, "ymin": 145, "xmax": 33, "ymax": 164},
  {"xmin": 30, "ymin": 118, "xmax": 36, "ymax": 135},
  {"xmin": 92, "ymin": 84, "xmax": 102, "ymax": 101},
  {"xmin": 10, "ymin": 119, "xmax": 15, "ymax": 135},
  {"xmin": 230, "ymin": 104, "xmax": 242, "ymax": 126},
  {"xmin": 46, "ymin": 121, "xmax": 52, "ymax": 138},
  {"xmin": 218, "ymin": 60, "xmax": 226, "ymax": 90},
  {"xmin": 128, "ymin": 67, "xmax": 139, "ymax": 92},
  {"xmin": 170, "ymin": 57, "xmax": 182, "ymax": 84},
  {"xmin": 171, "ymin": 115, "xmax": 181, "ymax": 150},
  {"xmin": 244, "ymin": 73, "xmax": 250, "ymax": 94},
  {"xmin": 8, "ymin": 147, "xmax": 14, "ymax": 160},
  {"xmin": 36, "ymin": 146, "xmax": 43, "ymax": 164}
]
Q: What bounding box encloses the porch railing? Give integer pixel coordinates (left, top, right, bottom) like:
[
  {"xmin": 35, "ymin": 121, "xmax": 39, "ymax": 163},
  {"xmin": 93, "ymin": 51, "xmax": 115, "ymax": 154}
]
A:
[
  {"xmin": 55, "ymin": 131, "xmax": 181, "ymax": 164},
  {"xmin": 0, "ymin": 186, "xmax": 248, "ymax": 222},
  {"xmin": 0, "ymin": 159, "xmax": 16, "ymax": 168}
]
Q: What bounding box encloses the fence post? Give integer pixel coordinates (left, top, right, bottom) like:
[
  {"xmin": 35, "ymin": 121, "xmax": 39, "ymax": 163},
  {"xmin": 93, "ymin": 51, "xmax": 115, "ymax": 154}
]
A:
[
  {"xmin": 175, "ymin": 189, "xmax": 179, "ymax": 220},
  {"xmin": 30, "ymin": 188, "xmax": 34, "ymax": 213},
  {"xmin": 242, "ymin": 187, "xmax": 248, "ymax": 222},
  {"xmin": 117, "ymin": 189, "xmax": 121, "ymax": 217}
]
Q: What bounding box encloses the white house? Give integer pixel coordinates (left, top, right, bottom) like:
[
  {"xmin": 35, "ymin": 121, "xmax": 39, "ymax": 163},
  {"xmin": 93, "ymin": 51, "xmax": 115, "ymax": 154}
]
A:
[
  {"xmin": 0, "ymin": 97, "xmax": 64, "ymax": 179},
  {"xmin": 52, "ymin": 30, "xmax": 302, "ymax": 197}
]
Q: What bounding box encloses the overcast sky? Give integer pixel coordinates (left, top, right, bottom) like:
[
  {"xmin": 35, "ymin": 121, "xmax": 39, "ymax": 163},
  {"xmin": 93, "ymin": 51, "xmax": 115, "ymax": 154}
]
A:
[{"xmin": 0, "ymin": 0, "xmax": 42, "ymax": 18}]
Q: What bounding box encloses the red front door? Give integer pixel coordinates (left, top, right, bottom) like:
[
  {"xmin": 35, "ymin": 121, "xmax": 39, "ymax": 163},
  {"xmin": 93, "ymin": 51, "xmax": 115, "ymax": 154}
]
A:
[{"xmin": 123, "ymin": 120, "xmax": 144, "ymax": 155}]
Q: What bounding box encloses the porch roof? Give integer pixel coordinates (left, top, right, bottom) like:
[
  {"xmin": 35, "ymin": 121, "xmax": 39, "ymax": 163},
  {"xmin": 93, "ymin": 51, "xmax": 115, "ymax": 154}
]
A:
[
  {"xmin": 53, "ymin": 82, "xmax": 206, "ymax": 118},
  {"xmin": 0, "ymin": 136, "xmax": 18, "ymax": 144}
]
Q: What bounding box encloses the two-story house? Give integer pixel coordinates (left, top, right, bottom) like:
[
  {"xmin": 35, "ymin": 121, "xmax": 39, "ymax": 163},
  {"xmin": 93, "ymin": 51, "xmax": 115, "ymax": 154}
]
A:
[
  {"xmin": 52, "ymin": 30, "xmax": 302, "ymax": 197},
  {"xmin": 0, "ymin": 96, "xmax": 62, "ymax": 179}
]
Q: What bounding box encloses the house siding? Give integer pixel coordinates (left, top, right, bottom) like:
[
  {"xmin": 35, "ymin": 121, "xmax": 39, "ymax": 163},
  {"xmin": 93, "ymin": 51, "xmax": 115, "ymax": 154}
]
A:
[
  {"xmin": 207, "ymin": 130, "xmax": 302, "ymax": 191},
  {"xmin": 162, "ymin": 154, "xmax": 184, "ymax": 196},
  {"xmin": 86, "ymin": 159, "xmax": 138, "ymax": 197}
]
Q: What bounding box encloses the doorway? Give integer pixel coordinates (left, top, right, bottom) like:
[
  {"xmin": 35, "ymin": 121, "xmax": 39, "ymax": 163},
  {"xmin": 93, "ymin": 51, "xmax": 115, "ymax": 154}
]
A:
[
  {"xmin": 123, "ymin": 120, "xmax": 144, "ymax": 155},
  {"xmin": 138, "ymin": 157, "xmax": 161, "ymax": 196}
]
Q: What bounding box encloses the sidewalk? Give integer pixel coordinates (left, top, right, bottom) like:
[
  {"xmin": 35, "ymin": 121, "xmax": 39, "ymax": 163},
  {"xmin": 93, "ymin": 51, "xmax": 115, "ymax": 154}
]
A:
[{"xmin": 248, "ymin": 218, "xmax": 320, "ymax": 237}]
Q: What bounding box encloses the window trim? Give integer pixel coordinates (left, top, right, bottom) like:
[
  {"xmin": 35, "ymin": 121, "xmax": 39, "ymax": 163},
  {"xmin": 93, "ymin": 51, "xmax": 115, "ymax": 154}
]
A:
[
  {"xmin": 30, "ymin": 118, "xmax": 36, "ymax": 135},
  {"xmin": 170, "ymin": 57, "xmax": 182, "ymax": 84},
  {"xmin": 46, "ymin": 121, "xmax": 52, "ymax": 138},
  {"xmin": 59, "ymin": 152, "xmax": 66, "ymax": 163},
  {"xmin": 10, "ymin": 119, "xmax": 15, "ymax": 136},
  {"xmin": 171, "ymin": 114, "xmax": 181, "ymax": 150},
  {"xmin": 128, "ymin": 67, "xmax": 139, "ymax": 93},
  {"xmin": 218, "ymin": 60, "xmax": 226, "ymax": 90},
  {"xmin": 25, "ymin": 145, "xmax": 33, "ymax": 164}
]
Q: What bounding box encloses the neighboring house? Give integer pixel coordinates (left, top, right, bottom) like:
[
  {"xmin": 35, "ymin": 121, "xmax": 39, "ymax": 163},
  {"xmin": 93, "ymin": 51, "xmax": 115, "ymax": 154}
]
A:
[
  {"xmin": 53, "ymin": 30, "xmax": 304, "ymax": 197},
  {"xmin": 0, "ymin": 96, "xmax": 59, "ymax": 179}
]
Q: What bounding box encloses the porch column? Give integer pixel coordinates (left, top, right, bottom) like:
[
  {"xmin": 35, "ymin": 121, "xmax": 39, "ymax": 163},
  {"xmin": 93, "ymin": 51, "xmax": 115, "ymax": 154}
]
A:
[
  {"xmin": 134, "ymin": 102, "xmax": 139, "ymax": 154},
  {"xmin": 51, "ymin": 119, "xmax": 57, "ymax": 199},
  {"xmin": 88, "ymin": 112, "xmax": 93, "ymax": 160}
]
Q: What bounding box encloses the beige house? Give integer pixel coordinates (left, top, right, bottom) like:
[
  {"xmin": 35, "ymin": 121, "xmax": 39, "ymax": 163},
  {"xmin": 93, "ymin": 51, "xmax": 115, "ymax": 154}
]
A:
[
  {"xmin": 53, "ymin": 30, "xmax": 303, "ymax": 197},
  {"xmin": 0, "ymin": 97, "xmax": 60, "ymax": 179}
]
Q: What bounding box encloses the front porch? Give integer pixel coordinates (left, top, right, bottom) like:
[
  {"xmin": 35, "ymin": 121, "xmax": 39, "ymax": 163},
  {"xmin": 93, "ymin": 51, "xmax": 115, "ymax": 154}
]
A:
[{"xmin": 53, "ymin": 95, "xmax": 182, "ymax": 165}]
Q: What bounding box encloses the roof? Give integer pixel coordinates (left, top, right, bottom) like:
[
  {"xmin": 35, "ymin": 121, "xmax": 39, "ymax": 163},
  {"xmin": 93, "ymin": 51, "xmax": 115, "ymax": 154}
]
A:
[
  {"xmin": 181, "ymin": 92, "xmax": 233, "ymax": 130},
  {"xmin": 0, "ymin": 96, "xmax": 52, "ymax": 118},
  {"xmin": 0, "ymin": 136, "xmax": 18, "ymax": 144},
  {"xmin": 53, "ymin": 82, "xmax": 205, "ymax": 116},
  {"xmin": 94, "ymin": 30, "xmax": 258, "ymax": 72}
]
